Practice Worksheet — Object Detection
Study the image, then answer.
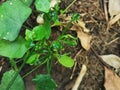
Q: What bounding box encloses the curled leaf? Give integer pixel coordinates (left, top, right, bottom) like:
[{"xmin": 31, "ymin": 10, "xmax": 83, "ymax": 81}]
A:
[{"xmin": 100, "ymin": 54, "xmax": 120, "ymax": 69}]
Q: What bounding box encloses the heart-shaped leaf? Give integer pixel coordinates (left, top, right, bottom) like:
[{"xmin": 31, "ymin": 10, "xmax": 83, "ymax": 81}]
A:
[
  {"xmin": 35, "ymin": 0, "xmax": 50, "ymax": 13},
  {"xmin": 0, "ymin": 36, "xmax": 28, "ymax": 58},
  {"xmin": 25, "ymin": 20, "xmax": 51, "ymax": 41},
  {"xmin": 0, "ymin": 0, "xmax": 31, "ymax": 41}
]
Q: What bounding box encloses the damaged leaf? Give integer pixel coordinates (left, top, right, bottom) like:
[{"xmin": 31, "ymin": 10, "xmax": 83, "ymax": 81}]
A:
[
  {"xmin": 104, "ymin": 67, "xmax": 120, "ymax": 90},
  {"xmin": 100, "ymin": 54, "xmax": 120, "ymax": 69}
]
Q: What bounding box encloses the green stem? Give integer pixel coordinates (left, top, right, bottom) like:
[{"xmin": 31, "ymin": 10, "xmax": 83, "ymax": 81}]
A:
[
  {"xmin": 61, "ymin": 20, "xmax": 72, "ymax": 36},
  {"xmin": 9, "ymin": 58, "xmax": 18, "ymax": 71},
  {"xmin": 22, "ymin": 58, "xmax": 49, "ymax": 78},
  {"xmin": 61, "ymin": 0, "xmax": 77, "ymax": 14}
]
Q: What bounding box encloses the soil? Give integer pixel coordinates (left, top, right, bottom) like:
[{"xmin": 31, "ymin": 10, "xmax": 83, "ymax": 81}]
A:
[{"xmin": 0, "ymin": 0, "xmax": 120, "ymax": 90}]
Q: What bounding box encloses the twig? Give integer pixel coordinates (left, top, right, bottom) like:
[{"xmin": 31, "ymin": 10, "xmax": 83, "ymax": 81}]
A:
[
  {"xmin": 106, "ymin": 37, "xmax": 119, "ymax": 45},
  {"xmin": 72, "ymin": 64, "xmax": 87, "ymax": 90},
  {"xmin": 107, "ymin": 13, "xmax": 120, "ymax": 31},
  {"xmin": 61, "ymin": 0, "xmax": 77, "ymax": 14},
  {"xmin": 70, "ymin": 49, "xmax": 83, "ymax": 79},
  {"xmin": 104, "ymin": 0, "xmax": 108, "ymax": 22}
]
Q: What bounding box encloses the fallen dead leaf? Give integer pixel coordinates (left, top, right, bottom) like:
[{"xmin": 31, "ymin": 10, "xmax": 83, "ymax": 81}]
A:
[
  {"xmin": 73, "ymin": 20, "xmax": 90, "ymax": 33},
  {"xmin": 100, "ymin": 54, "xmax": 120, "ymax": 69},
  {"xmin": 107, "ymin": 0, "xmax": 120, "ymax": 30},
  {"xmin": 70, "ymin": 20, "xmax": 92, "ymax": 51},
  {"xmin": 104, "ymin": 67, "xmax": 120, "ymax": 90},
  {"xmin": 109, "ymin": 0, "xmax": 120, "ymax": 18},
  {"xmin": 59, "ymin": 15, "xmax": 92, "ymax": 50},
  {"xmin": 77, "ymin": 30, "xmax": 92, "ymax": 51}
]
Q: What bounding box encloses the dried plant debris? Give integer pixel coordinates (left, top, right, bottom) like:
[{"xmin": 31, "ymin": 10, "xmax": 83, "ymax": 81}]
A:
[
  {"xmin": 100, "ymin": 54, "xmax": 120, "ymax": 69},
  {"xmin": 104, "ymin": 67, "xmax": 120, "ymax": 90}
]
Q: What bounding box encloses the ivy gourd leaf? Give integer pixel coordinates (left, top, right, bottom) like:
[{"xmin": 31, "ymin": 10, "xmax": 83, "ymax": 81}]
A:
[
  {"xmin": 0, "ymin": 0, "xmax": 32, "ymax": 41},
  {"xmin": 0, "ymin": 70, "xmax": 25, "ymax": 90},
  {"xmin": 0, "ymin": 36, "xmax": 28, "ymax": 58},
  {"xmin": 35, "ymin": 0, "xmax": 50, "ymax": 13},
  {"xmin": 20, "ymin": 0, "xmax": 33, "ymax": 6},
  {"xmin": 33, "ymin": 74, "xmax": 57, "ymax": 90},
  {"xmin": 57, "ymin": 54, "xmax": 74, "ymax": 68},
  {"xmin": 25, "ymin": 20, "xmax": 51, "ymax": 41},
  {"xmin": 26, "ymin": 53, "xmax": 39, "ymax": 65}
]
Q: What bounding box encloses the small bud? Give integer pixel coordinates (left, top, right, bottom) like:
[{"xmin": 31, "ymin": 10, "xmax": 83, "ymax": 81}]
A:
[{"xmin": 36, "ymin": 14, "xmax": 44, "ymax": 24}]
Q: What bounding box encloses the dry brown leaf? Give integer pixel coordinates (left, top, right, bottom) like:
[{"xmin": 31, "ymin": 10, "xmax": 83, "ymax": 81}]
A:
[
  {"xmin": 77, "ymin": 30, "xmax": 92, "ymax": 51},
  {"xmin": 100, "ymin": 54, "xmax": 120, "ymax": 69},
  {"xmin": 70, "ymin": 20, "xmax": 92, "ymax": 51},
  {"xmin": 59, "ymin": 15, "xmax": 92, "ymax": 50},
  {"xmin": 109, "ymin": 0, "xmax": 120, "ymax": 18},
  {"xmin": 74, "ymin": 20, "xmax": 90, "ymax": 33},
  {"xmin": 104, "ymin": 67, "xmax": 120, "ymax": 90}
]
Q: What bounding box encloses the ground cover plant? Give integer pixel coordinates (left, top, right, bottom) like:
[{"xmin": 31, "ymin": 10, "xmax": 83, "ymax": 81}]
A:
[
  {"xmin": 0, "ymin": 0, "xmax": 79, "ymax": 90},
  {"xmin": 0, "ymin": 0, "xmax": 120, "ymax": 90}
]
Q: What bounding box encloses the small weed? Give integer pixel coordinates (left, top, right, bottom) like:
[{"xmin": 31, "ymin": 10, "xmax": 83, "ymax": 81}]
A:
[{"xmin": 0, "ymin": 0, "xmax": 79, "ymax": 90}]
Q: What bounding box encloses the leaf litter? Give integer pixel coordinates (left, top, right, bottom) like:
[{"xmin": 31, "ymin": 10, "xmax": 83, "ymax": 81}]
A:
[{"xmin": 104, "ymin": 67, "xmax": 120, "ymax": 90}]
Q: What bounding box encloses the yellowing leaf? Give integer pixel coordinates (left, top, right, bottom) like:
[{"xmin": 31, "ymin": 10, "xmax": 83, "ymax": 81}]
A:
[
  {"xmin": 104, "ymin": 67, "xmax": 120, "ymax": 90},
  {"xmin": 109, "ymin": 0, "xmax": 120, "ymax": 18},
  {"xmin": 100, "ymin": 54, "xmax": 120, "ymax": 69}
]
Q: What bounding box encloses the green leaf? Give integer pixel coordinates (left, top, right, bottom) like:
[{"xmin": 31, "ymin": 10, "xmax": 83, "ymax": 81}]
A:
[
  {"xmin": 35, "ymin": 0, "xmax": 50, "ymax": 13},
  {"xmin": 52, "ymin": 41, "xmax": 63, "ymax": 51},
  {"xmin": 57, "ymin": 54, "xmax": 74, "ymax": 68},
  {"xmin": 25, "ymin": 29, "xmax": 35, "ymax": 41},
  {"xmin": 20, "ymin": 0, "xmax": 33, "ymax": 6},
  {"xmin": 0, "ymin": 70, "xmax": 25, "ymax": 90},
  {"xmin": 0, "ymin": 0, "xmax": 31, "ymax": 41},
  {"xmin": 26, "ymin": 21, "xmax": 51, "ymax": 41},
  {"xmin": 60, "ymin": 34, "xmax": 78, "ymax": 46},
  {"xmin": 0, "ymin": 36, "xmax": 28, "ymax": 58},
  {"xmin": 33, "ymin": 74, "xmax": 57, "ymax": 90},
  {"xmin": 26, "ymin": 53, "xmax": 39, "ymax": 65}
]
